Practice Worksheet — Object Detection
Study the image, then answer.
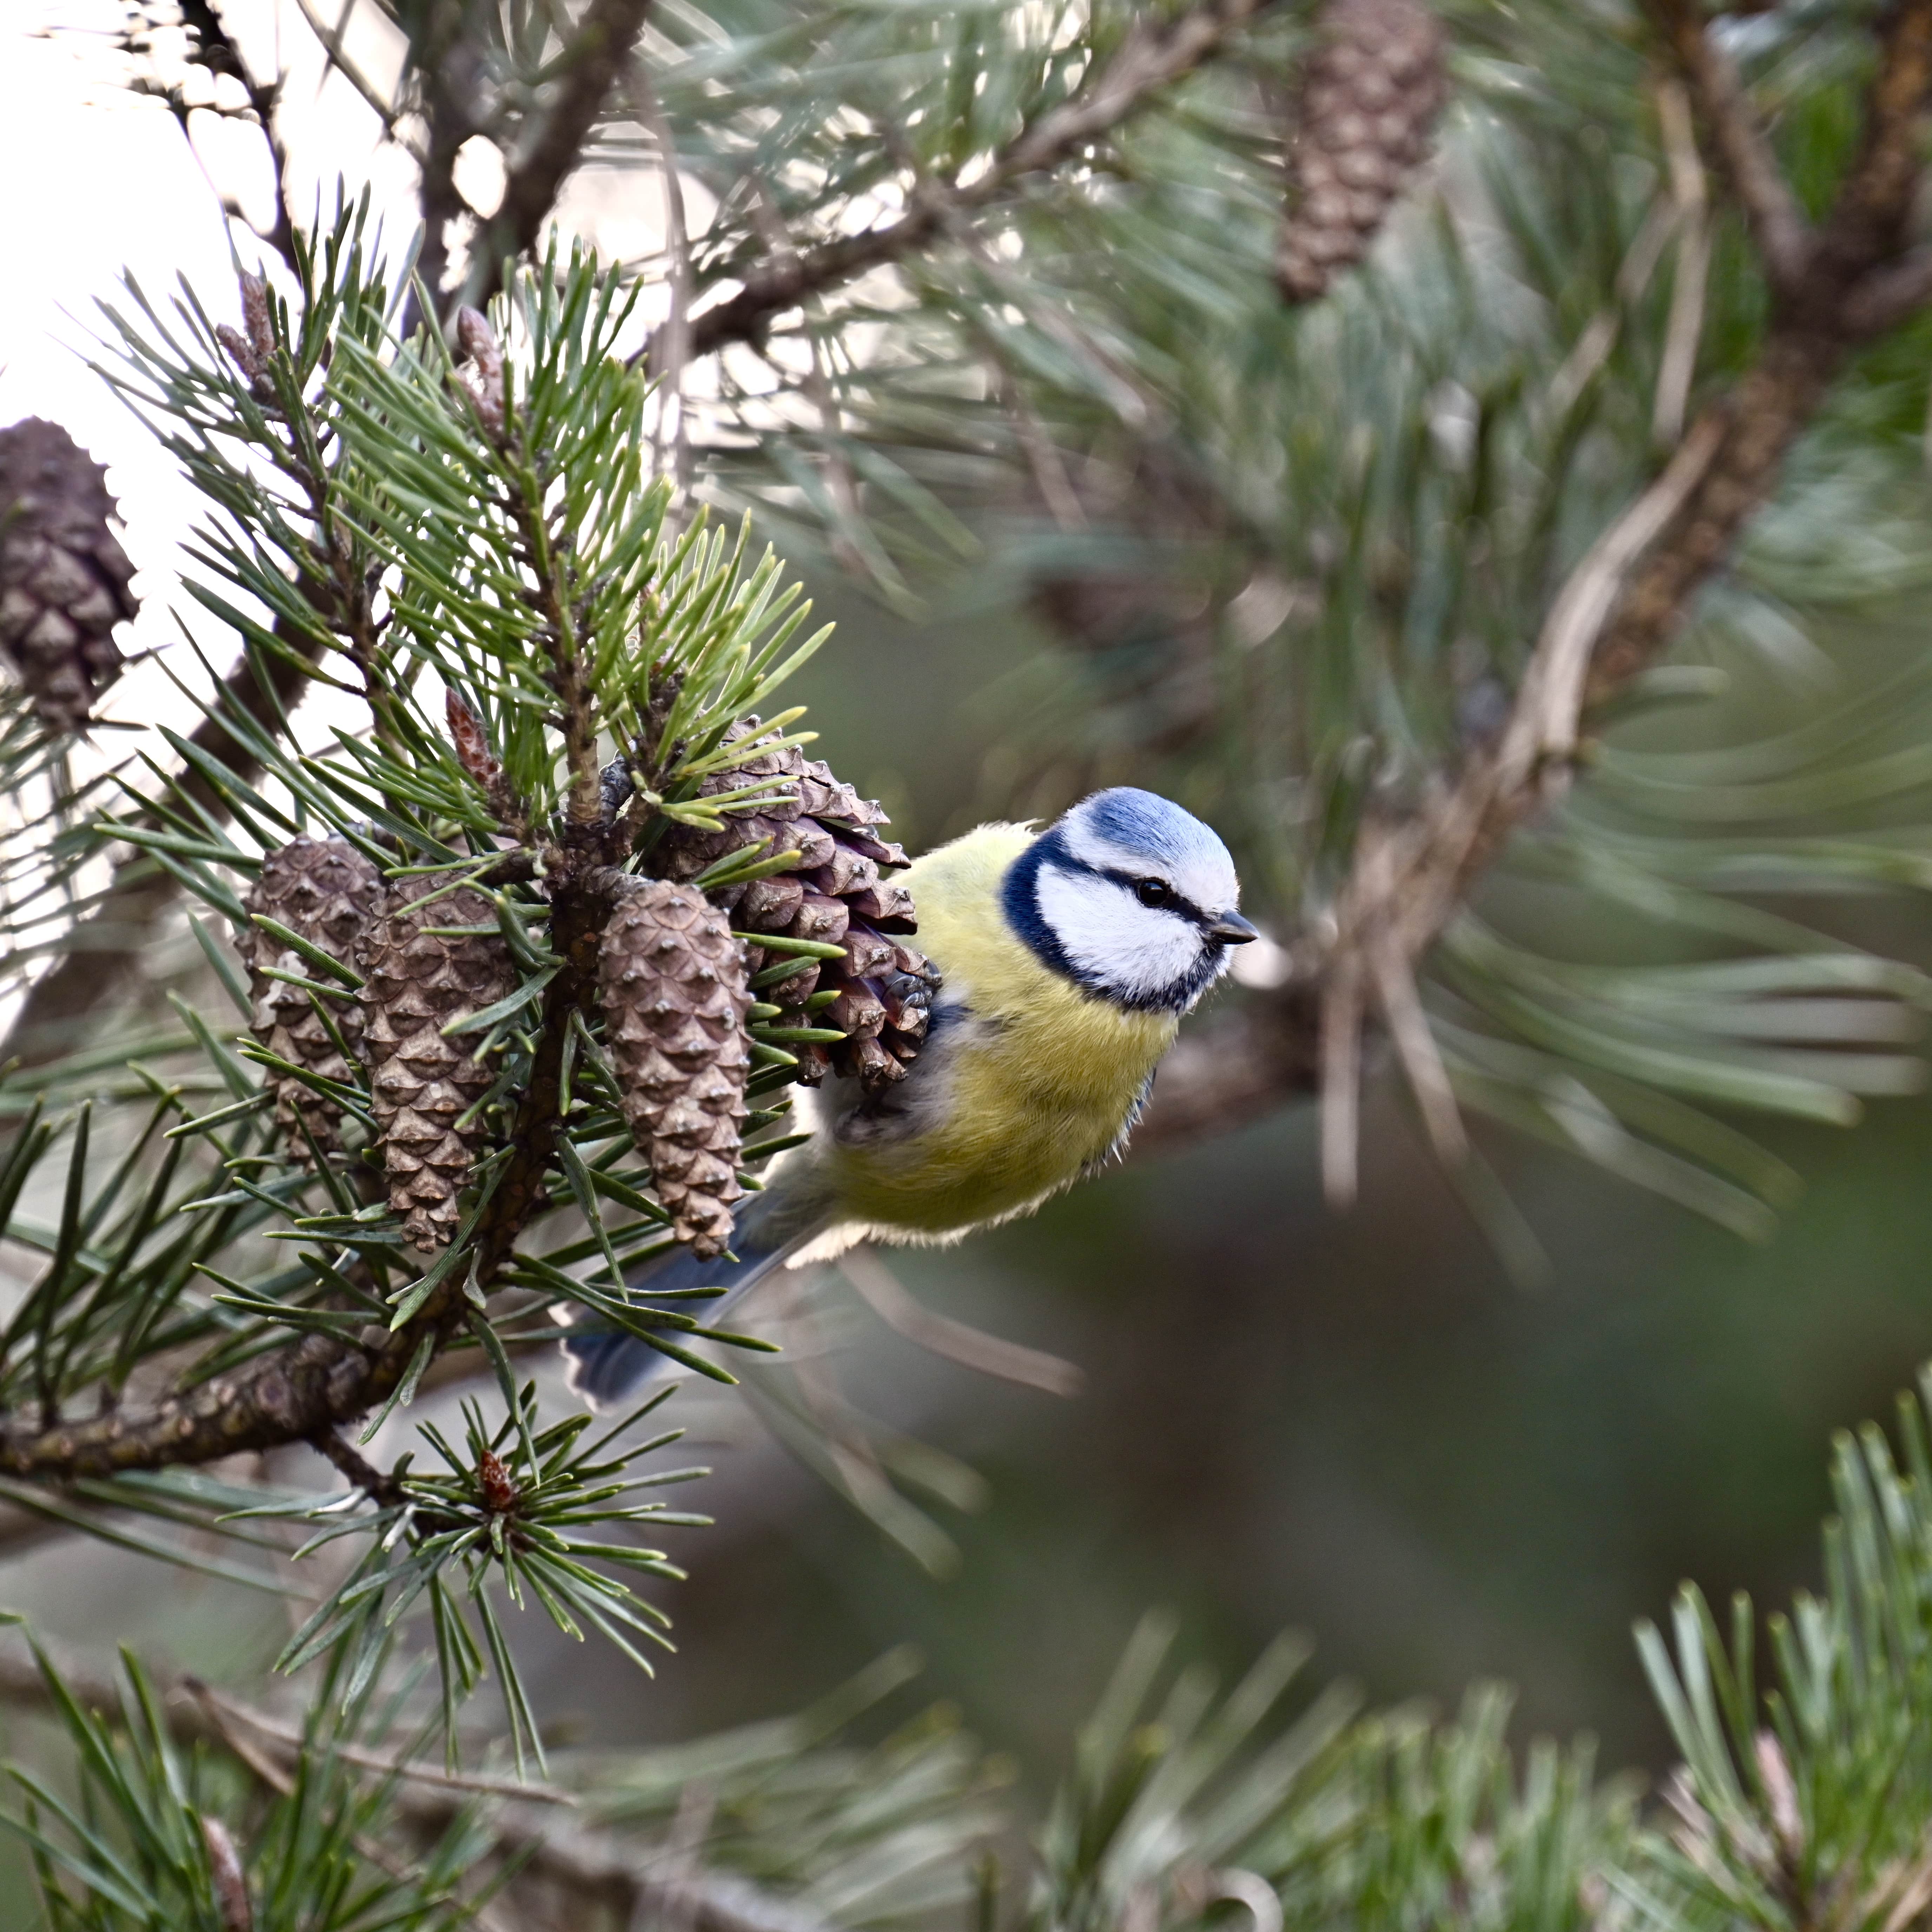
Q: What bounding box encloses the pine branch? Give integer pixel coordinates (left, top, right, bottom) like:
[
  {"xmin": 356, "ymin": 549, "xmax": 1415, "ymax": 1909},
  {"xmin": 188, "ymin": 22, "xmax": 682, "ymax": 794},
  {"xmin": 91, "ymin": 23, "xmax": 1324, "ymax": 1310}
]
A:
[
  {"xmin": 0, "ymin": 634, "xmax": 321, "ymax": 1069},
  {"xmin": 1139, "ymin": 0, "xmax": 1932, "ymax": 1185},
  {"xmin": 465, "ymin": 0, "xmax": 657, "ymax": 314},
  {"xmin": 0, "ymin": 1637, "xmax": 844, "ymax": 1932},
  {"xmin": 650, "ymin": 0, "xmax": 1270, "ymax": 369},
  {"xmin": 1642, "ymin": 0, "xmax": 1811, "ymax": 294},
  {"xmin": 0, "ymin": 875, "xmax": 608, "ymax": 1480}
]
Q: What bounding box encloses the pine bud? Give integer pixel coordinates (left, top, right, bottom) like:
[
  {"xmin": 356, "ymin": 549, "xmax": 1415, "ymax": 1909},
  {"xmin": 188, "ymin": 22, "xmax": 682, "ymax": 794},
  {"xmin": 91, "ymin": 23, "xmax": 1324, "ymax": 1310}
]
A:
[
  {"xmin": 599, "ymin": 882, "xmax": 752, "ymax": 1257},
  {"xmin": 445, "ymin": 686, "xmax": 522, "ymax": 830},
  {"xmin": 242, "ymin": 836, "xmax": 384, "ymax": 1157},
  {"xmin": 477, "ymin": 1446, "xmax": 520, "ymax": 1515},
  {"xmin": 199, "ymin": 1815, "xmax": 253, "ymax": 1932},
  {"xmin": 218, "ymin": 273, "xmax": 276, "ymax": 387},
  {"xmin": 1276, "ymin": 0, "xmax": 1447, "ymax": 304},
  {"xmin": 361, "ymin": 886, "xmax": 515, "ymax": 1255},
  {"xmin": 0, "ymin": 417, "xmax": 137, "ymax": 732},
  {"xmin": 446, "ymin": 688, "xmax": 501, "ymax": 791},
  {"xmin": 455, "ymin": 306, "xmax": 506, "ymax": 436}
]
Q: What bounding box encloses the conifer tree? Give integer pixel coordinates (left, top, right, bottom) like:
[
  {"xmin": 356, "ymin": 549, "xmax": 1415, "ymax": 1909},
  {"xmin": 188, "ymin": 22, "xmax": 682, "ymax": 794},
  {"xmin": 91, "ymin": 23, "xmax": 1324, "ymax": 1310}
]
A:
[{"xmin": 7, "ymin": 0, "xmax": 1932, "ymax": 1924}]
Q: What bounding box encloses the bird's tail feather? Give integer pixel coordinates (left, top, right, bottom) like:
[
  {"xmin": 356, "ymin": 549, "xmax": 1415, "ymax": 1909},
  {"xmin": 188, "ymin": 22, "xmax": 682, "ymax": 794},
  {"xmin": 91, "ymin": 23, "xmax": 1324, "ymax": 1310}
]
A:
[{"xmin": 560, "ymin": 1166, "xmax": 835, "ymax": 1409}]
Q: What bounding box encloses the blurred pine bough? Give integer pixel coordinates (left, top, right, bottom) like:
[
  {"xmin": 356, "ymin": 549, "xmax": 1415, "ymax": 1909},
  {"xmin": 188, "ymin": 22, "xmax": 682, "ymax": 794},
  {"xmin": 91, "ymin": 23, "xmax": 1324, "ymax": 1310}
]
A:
[
  {"xmin": 13, "ymin": 1367, "xmax": 1932, "ymax": 1932},
  {"xmin": 6, "ymin": 0, "xmax": 1932, "ymax": 1923}
]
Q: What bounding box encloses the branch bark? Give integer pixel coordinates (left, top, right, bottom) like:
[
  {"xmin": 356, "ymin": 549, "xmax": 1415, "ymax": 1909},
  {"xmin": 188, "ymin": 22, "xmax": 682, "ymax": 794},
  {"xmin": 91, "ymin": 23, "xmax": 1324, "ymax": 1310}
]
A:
[
  {"xmin": 464, "ymin": 0, "xmax": 657, "ymax": 312},
  {"xmin": 649, "ymin": 0, "xmax": 1266, "ymax": 369}
]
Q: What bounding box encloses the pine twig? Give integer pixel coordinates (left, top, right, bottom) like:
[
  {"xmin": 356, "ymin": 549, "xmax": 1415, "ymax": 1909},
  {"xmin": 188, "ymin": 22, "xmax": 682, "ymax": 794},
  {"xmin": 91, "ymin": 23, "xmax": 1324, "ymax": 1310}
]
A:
[
  {"xmin": 0, "ymin": 1641, "xmax": 832, "ymax": 1932},
  {"xmin": 183, "ymin": 1680, "xmax": 520, "ymax": 1932},
  {"xmin": 837, "ymin": 1247, "xmax": 1084, "ymax": 1397},
  {"xmin": 647, "ymin": 0, "xmax": 1267, "ymax": 368},
  {"xmin": 1650, "ymin": 78, "xmax": 1709, "ymax": 449},
  {"xmin": 183, "ymin": 1677, "xmax": 579, "ymax": 1805},
  {"xmin": 1642, "ymin": 0, "xmax": 1811, "ymax": 293},
  {"xmin": 290, "ymin": 0, "xmax": 413, "ymax": 147},
  {"xmin": 460, "ymin": 0, "xmax": 658, "ymax": 316}
]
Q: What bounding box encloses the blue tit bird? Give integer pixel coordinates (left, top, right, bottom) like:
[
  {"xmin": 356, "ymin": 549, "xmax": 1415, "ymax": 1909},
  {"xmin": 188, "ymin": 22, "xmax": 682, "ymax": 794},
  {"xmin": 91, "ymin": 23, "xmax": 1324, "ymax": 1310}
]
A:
[{"xmin": 562, "ymin": 786, "xmax": 1257, "ymax": 1405}]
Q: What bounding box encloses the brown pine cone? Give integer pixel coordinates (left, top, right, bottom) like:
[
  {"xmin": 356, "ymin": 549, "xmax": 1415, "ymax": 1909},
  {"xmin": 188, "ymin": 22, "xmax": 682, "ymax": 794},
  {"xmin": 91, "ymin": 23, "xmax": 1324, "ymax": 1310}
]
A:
[
  {"xmin": 599, "ymin": 882, "xmax": 752, "ymax": 1257},
  {"xmin": 0, "ymin": 418, "xmax": 137, "ymax": 731},
  {"xmin": 658, "ymin": 723, "xmax": 940, "ymax": 1089},
  {"xmin": 1276, "ymin": 0, "xmax": 1447, "ymax": 304},
  {"xmin": 361, "ymin": 885, "xmax": 515, "ymax": 1255},
  {"xmin": 242, "ymin": 836, "xmax": 384, "ymax": 1156}
]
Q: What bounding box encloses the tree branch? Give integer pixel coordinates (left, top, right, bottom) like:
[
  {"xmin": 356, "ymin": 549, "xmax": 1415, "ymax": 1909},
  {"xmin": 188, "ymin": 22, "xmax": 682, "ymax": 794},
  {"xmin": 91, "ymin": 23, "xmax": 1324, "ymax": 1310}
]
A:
[
  {"xmin": 463, "ymin": 0, "xmax": 656, "ymax": 314},
  {"xmin": 1643, "ymin": 0, "xmax": 1812, "ymax": 295},
  {"xmin": 650, "ymin": 0, "xmax": 1267, "ymax": 369},
  {"xmin": 161, "ymin": 1, "xmax": 302, "ymax": 277},
  {"xmin": 406, "ymin": 2, "xmax": 490, "ymax": 335},
  {"xmin": 0, "ymin": 1639, "xmax": 839, "ymax": 1932},
  {"xmin": 0, "ymin": 877, "xmax": 611, "ymax": 1479},
  {"xmin": 1138, "ymin": 0, "xmax": 1932, "ymax": 1169},
  {"xmin": 1841, "ymin": 244, "xmax": 1932, "ymax": 337},
  {"xmin": 1815, "ymin": 0, "xmax": 1932, "ymax": 278}
]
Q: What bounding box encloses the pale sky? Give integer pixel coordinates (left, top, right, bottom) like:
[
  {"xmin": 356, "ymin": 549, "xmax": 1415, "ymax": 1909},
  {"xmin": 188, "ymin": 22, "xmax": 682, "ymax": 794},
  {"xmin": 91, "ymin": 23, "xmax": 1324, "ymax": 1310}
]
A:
[{"xmin": 1, "ymin": 0, "xmax": 424, "ymax": 736}]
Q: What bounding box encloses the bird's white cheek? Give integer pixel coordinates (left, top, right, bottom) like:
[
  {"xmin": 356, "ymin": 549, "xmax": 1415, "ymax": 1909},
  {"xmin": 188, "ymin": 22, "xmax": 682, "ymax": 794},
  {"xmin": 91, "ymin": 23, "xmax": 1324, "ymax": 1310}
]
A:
[{"xmin": 1036, "ymin": 868, "xmax": 1200, "ymax": 1002}]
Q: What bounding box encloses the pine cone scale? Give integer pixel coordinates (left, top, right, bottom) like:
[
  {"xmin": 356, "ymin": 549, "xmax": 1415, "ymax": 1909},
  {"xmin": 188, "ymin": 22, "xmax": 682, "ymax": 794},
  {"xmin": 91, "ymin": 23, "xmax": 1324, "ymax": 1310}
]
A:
[
  {"xmin": 600, "ymin": 882, "xmax": 752, "ymax": 1258},
  {"xmin": 654, "ymin": 719, "xmax": 941, "ymax": 1089},
  {"xmin": 362, "ymin": 885, "xmax": 515, "ymax": 1255},
  {"xmin": 242, "ymin": 836, "xmax": 384, "ymax": 1158}
]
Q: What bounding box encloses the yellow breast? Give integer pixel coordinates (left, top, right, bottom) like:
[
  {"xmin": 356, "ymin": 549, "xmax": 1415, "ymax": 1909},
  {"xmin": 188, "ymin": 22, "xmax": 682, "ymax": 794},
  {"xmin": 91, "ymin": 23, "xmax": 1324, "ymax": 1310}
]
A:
[{"xmin": 822, "ymin": 823, "xmax": 1176, "ymax": 1238}]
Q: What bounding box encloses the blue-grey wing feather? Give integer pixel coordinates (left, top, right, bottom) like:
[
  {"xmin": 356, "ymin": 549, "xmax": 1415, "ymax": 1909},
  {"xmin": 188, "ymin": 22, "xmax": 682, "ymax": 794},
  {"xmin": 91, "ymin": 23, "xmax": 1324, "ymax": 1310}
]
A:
[{"xmin": 560, "ymin": 1158, "xmax": 837, "ymax": 1408}]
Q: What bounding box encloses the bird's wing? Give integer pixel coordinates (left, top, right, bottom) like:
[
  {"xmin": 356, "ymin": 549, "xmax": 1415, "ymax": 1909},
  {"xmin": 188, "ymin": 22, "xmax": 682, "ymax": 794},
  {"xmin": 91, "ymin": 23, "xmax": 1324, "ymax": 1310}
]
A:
[{"xmin": 560, "ymin": 1154, "xmax": 839, "ymax": 1408}]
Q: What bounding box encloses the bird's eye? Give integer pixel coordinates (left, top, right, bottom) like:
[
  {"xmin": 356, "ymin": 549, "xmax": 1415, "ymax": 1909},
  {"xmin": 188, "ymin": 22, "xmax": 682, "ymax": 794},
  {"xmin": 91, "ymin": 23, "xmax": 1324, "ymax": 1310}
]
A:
[{"xmin": 1134, "ymin": 878, "xmax": 1172, "ymax": 909}]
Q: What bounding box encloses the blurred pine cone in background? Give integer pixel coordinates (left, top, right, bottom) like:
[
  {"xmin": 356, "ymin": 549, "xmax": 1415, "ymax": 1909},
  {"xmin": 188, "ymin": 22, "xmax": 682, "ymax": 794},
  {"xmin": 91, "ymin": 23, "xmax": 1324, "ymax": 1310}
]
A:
[
  {"xmin": 0, "ymin": 418, "xmax": 137, "ymax": 732},
  {"xmin": 1276, "ymin": 0, "xmax": 1447, "ymax": 304}
]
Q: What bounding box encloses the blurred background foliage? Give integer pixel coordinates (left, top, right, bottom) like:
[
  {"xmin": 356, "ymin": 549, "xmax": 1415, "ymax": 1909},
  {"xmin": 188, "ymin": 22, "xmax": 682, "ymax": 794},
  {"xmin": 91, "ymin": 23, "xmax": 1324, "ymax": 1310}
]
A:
[{"xmin": 13, "ymin": 0, "xmax": 1932, "ymax": 1919}]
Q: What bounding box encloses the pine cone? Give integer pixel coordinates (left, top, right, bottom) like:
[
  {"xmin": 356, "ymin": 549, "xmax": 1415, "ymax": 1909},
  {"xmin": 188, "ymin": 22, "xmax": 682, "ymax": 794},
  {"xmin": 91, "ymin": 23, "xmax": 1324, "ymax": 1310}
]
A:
[
  {"xmin": 0, "ymin": 418, "xmax": 137, "ymax": 731},
  {"xmin": 599, "ymin": 882, "xmax": 752, "ymax": 1257},
  {"xmin": 242, "ymin": 836, "xmax": 384, "ymax": 1156},
  {"xmin": 361, "ymin": 886, "xmax": 515, "ymax": 1255},
  {"xmin": 1276, "ymin": 0, "xmax": 1446, "ymax": 304},
  {"xmin": 657, "ymin": 724, "xmax": 941, "ymax": 1089}
]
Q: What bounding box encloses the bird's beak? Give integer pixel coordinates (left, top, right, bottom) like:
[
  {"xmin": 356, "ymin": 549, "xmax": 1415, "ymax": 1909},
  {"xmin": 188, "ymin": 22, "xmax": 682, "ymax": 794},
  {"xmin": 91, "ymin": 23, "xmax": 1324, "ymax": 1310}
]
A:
[{"xmin": 1208, "ymin": 911, "xmax": 1259, "ymax": 944}]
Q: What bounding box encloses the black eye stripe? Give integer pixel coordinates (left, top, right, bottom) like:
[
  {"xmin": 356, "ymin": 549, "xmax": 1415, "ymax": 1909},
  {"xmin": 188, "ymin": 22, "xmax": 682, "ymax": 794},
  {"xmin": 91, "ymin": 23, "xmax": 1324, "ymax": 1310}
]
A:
[{"xmin": 1096, "ymin": 866, "xmax": 1207, "ymax": 925}]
